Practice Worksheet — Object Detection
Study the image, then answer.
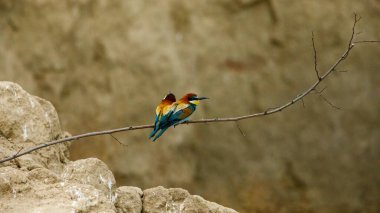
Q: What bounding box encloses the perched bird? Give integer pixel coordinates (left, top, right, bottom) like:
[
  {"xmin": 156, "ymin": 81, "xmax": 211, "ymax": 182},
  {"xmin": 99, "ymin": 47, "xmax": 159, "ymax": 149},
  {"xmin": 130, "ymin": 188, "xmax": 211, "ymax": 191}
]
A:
[
  {"xmin": 151, "ymin": 93, "xmax": 208, "ymax": 142},
  {"xmin": 148, "ymin": 92, "xmax": 177, "ymax": 139}
]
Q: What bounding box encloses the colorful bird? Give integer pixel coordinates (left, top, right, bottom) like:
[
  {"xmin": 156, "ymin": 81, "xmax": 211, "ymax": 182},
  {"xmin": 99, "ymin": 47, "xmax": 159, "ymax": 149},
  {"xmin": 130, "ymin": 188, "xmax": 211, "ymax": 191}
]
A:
[
  {"xmin": 148, "ymin": 92, "xmax": 177, "ymax": 140},
  {"xmin": 151, "ymin": 93, "xmax": 208, "ymax": 142}
]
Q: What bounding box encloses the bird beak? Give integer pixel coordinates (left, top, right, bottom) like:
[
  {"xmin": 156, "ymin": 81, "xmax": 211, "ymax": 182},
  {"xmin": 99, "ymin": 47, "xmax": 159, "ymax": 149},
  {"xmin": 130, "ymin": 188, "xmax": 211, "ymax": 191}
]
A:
[{"xmin": 197, "ymin": 97, "xmax": 209, "ymax": 100}]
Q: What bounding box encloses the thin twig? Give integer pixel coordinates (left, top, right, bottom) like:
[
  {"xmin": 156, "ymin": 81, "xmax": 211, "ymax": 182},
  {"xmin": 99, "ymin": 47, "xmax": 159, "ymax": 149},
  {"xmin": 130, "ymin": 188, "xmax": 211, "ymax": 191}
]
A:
[
  {"xmin": 353, "ymin": 40, "xmax": 380, "ymax": 44},
  {"xmin": 317, "ymin": 86, "xmax": 327, "ymax": 94},
  {"xmin": 109, "ymin": 134, "xmax": 127, "ymax": 147},
  {"xmin": 235, "ymin": 121, "xmax": 246, "ymax": 137},
  {"xmin": 312, "ymin": 87, "xmax": 341, "ymax": 110},
  {"xmin": 13, "ymin": 148, "xmax": 23, "ymax": 157},
  {"xmin": 0, "ymin": 14, "xmax": 376, "ymax": 164},
  {"xmin": 319, "ymin": 94, "xmax": 341, "ymax": 110},
  {"xmin": 312, "ymin": 31, "xmax": 321, "ymax": 80}
]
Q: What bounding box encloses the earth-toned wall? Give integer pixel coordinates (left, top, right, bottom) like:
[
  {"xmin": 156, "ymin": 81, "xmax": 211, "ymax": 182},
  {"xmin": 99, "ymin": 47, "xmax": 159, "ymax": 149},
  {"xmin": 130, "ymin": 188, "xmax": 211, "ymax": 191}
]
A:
[{"xmin": 1, "ymin": 0, "xmax": 380, "ymax": 212}]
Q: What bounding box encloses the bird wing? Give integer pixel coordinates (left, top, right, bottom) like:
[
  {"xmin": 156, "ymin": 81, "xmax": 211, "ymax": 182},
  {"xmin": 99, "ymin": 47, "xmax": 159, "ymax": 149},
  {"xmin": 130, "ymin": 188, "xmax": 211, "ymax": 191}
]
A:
[
  {"xmin": 168, "ymin": 103, "xmax": 195, "ymax": 124},
  {"xmin": 173, "ymin": 102, "xmax": 189, "ymax": 113},
  {"xmin": 155, "ymin": 104, "xmax": 162, "ymax": 116},
  {"xmin": 178, "ymin": 107, "xmax": 194, "ymax": 119},
  {"xmin": 158, "ymin": 103, "xmax": 176, "ymax": 125}
]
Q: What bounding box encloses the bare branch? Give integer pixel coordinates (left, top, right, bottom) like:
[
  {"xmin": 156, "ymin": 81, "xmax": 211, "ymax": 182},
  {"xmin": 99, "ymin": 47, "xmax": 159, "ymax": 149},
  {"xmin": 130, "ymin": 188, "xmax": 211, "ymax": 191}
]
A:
[
  {"xmin": 13, "ymin": 148, "xmax": 23, "ymax": 157},
  {"xmin": 235, "ymin": 121, "xmax": 246, "ymax": 137},
  {"xmin": 312, "ymin": 31, "xmax": 321, "ymax": 80},
  {"xmin": 353, "ymin": 40, "xmax": 380, "ymax": 44},
  {"xmin": 316, "ymin": 86, "xmax": 327, "ymax": 94},
  {"xmin": 110, "ymin": 134, "xmax": 127, "ymax": 147},
  {"xmin": 319, "ymin": 94, "xmax": 341, "ymax": 110},
  {"xmin": 349, "ymin": 13, "xmax": 361, "ymax": 47},
  {"xmin": 312, "ymin": 87, "xmax": 341, "ymax": 110},
  {"xmin": 0, "ymin": 14, "xmax": 378, "ymax": 164},
  {"xmin": 1, "ymin": 124, "xmax": 150, "ymax": 163}
]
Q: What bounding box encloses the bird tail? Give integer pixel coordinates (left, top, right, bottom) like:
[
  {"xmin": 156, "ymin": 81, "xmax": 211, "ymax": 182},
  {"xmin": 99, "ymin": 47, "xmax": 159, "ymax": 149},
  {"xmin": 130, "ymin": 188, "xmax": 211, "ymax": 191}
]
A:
[
  {"xmin": 148, "ymin": 127, "xmax": 159, "ymax": 139},
  {"xmin": 152, "ymin": 126, "xmax": 170, "ymax": 142}
]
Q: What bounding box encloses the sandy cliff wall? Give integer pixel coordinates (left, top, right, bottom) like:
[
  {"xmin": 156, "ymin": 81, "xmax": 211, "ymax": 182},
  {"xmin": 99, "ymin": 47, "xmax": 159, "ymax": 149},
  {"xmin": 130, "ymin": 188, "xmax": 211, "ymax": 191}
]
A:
[{"xmin": 1, "ymin": 1, "xmax": 380, "ymax": 212}]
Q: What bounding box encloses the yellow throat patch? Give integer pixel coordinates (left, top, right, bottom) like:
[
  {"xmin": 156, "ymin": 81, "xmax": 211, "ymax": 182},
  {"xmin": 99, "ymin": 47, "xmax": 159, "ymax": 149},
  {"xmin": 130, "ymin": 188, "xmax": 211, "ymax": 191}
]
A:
[{"xmin": 189, "ymin": 100, "xmax": 199, "ymax": 105}]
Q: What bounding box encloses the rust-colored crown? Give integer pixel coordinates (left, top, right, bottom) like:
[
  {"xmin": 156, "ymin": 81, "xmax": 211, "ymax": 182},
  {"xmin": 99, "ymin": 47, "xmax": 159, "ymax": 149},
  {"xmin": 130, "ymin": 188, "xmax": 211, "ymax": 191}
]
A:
[
  {"xmin": 180, "ymin": 93, "xmax": 197, "ymax": 101},
  {"xmin": 163, "ymin": 93, "xmax": 176, "ymax": 102}
]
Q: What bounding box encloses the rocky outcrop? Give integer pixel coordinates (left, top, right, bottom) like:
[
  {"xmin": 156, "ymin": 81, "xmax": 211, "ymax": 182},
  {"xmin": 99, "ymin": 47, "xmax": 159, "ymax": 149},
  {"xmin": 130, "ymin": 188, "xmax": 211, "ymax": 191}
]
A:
[
  {"xmin": 143, "ymin": 186, "xmax": 236, "ymax": 213},
  {"xmin": 115, "ymin": 186, "xmax": 143, "ymax": 213},
  {"xmin": 0, "ymin": 82, "xmax": 237, "ymax": 212},
  {"xmin": 0, "ymin": 82, "xmax": 68, "ymax": 172}
]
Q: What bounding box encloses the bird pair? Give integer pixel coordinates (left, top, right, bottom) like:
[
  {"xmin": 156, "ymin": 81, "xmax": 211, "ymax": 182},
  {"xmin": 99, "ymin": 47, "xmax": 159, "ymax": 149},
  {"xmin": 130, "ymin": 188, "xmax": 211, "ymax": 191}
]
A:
[{"xmin": 149, "ymin": 93, "xmax": 208, "ymax": 142}]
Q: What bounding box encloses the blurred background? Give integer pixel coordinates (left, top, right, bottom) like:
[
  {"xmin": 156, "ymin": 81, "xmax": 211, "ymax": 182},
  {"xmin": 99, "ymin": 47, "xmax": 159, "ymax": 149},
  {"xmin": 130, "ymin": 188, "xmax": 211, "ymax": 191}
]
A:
[{"xmin": 1, "ymin": 0, "xmax": 380, "ymax": 212}]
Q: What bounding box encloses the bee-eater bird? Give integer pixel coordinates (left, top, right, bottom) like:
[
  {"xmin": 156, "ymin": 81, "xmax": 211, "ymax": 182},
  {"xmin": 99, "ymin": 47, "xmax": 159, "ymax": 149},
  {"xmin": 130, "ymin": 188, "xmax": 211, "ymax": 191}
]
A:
[
  {"xmin": 148, "ymin": 92, "xmax": 177, "ymax": 139},
  {"xmin": 151, "ymin": 93, "xmax": 208, "ymax": 142}
]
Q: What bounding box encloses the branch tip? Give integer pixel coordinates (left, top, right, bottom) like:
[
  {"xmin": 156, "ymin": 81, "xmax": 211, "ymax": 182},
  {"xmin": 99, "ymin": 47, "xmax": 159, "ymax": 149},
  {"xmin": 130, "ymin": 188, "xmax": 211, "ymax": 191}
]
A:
[
  {"xmin": 311, "ymin": 31, "xmax": 320, "ymax": 79},
  {"xmin": 235, "ymin": 121, "xmax": 246, "ymax": 137},
  {"xmin": 110, "ymin": 134, "xmax": 127, "ymax": 147}
]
